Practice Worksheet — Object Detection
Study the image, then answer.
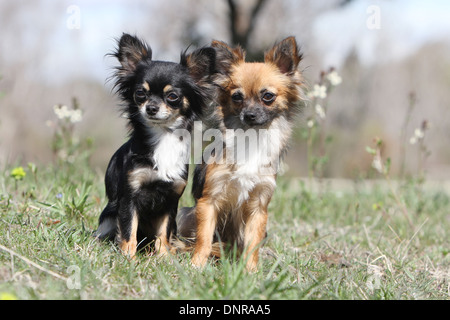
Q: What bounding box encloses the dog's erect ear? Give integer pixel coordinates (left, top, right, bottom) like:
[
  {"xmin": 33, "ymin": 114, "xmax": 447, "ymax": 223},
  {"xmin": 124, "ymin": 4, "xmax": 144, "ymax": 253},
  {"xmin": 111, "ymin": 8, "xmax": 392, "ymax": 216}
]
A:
[
  {"xmin": 115, "ymin": 33, "xmax": 152, "ymax": 74},
  {"xmin": 211, "ymin": 40, "xmax": 245, "ymax": 74},
  {"xmin": 264, "ymin": 37, "xmax": 302, "ymax": 75},
  {"xmin": 181, "ymin": 47, "xmax": 216, "ymax": 83}
]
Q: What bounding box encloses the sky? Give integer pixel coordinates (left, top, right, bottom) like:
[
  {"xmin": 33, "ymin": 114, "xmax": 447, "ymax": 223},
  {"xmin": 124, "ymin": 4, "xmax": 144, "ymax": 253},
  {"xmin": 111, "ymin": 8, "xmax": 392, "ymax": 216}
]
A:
[
  {"xmin": 4, "ymin": 0, "xmax": 450, "ymax": 85},
  {"xmin": 312, "ymin": 0, "xmax": 450, "ymax": 67}
]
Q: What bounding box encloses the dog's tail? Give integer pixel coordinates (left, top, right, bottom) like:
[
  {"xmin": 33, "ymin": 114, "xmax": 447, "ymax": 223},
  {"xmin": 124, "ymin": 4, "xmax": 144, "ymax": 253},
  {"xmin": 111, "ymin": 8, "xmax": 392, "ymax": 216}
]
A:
[{"xmin": 171, "ymin": 206, "xmax": 223, "ymax": 257}]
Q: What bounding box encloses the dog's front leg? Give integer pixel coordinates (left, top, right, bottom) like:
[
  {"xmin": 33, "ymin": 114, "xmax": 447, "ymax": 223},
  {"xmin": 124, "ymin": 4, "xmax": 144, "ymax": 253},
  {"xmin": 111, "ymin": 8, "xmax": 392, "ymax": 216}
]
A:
[
  {"xmin": 118, "ymin": 200, "xmax": 138, "ymax": 259},
  {"xmin": 243, "ymin": 208, "xmax": 268, "ymax": 272},
  {"xmin": 243, "ymin": 188, "xmax": 271, "ymax": 272},
  {"xmin": 154, "ymin": 213, "xmax": 172, "ymax": 256},
  {"xmin": 192, "ymin": 198, "xmax": 217, "ymax": 268}
]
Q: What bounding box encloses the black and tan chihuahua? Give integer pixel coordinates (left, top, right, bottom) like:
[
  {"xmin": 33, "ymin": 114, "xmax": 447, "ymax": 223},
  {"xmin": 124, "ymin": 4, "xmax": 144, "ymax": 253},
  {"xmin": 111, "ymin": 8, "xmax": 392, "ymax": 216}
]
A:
[{"xmin": 95, "ymin": 33, "xmax": 215, "ymax": 257}]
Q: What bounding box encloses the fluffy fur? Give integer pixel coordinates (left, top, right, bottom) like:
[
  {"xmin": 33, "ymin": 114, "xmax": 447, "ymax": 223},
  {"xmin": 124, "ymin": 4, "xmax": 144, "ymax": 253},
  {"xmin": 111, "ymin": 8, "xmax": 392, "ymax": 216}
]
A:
[
  {"xmin": 95, "ymin": 33, "xmax": 215, "ymax": 257},
  {"xmin": 177, "ymin": 37, "xmax": 305, "ymax": 271}
]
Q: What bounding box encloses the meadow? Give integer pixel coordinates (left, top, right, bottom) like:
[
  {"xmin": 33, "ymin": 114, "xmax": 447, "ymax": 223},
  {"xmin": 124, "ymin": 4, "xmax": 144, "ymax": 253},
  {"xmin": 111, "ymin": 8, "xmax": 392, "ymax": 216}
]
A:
[
  {"xmin": 0, "ymin": 71, "xmax": 448, "ymax": 301},
  {"xmin": 0, "ymin": 154, "xmax": 448, "ymax": 300}
]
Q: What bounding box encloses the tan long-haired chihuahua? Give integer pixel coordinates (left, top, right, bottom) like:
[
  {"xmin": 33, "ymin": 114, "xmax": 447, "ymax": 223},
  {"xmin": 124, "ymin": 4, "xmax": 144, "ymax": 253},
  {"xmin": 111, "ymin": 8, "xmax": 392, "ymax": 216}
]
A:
[{"xmin": 177, "ymin": 37, "xmax": 305, "ymax": 271}]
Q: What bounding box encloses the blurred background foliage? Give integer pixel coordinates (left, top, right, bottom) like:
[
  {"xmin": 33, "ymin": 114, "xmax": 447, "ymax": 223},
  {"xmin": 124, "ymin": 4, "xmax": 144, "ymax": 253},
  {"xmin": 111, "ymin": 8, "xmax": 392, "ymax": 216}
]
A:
[{"xmin": 0, "ymin": 0, "xmax": 449, "ymax": 180}]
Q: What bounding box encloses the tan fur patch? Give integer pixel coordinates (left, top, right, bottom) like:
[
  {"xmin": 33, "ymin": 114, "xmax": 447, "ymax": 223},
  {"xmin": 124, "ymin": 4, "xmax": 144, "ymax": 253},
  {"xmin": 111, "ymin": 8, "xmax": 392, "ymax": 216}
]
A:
[
  {"xmin": 154, "ymin": 214, "xmax": 171, "ymax": 256},
  {"xmin": 182, "ymin": 97, "xmax": 190, "ymax": 111},
  {"xmin": 242, "ymin": 184, "xmax": 272, "ymax": 271},
  {"xmin": 128, "ymin": 168, "xmax": 158, "ymax": 191},
  {"xmin": 226, "ymin": 62, "xmax": 293, "ymax": 113},
  {"xmin": 163, "ymin": 84, "xmax": 173, "ymax": 93},
  {"xmin": 173, "ymin": 179, "xmax": 187, "ymax": 195},
  {"xmin": 192, "ymin": 198, "xmax": 217, "ymax": 268},
  {"xmin": 119, "ymin": 212, "xmax": 138, "ymax": 258}
]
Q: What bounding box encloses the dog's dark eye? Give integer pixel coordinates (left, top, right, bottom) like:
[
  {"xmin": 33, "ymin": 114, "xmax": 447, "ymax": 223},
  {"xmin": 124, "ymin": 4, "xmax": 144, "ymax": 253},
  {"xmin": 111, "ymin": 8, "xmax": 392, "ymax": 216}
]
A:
[
  {"xmin": 231, "ymin": 92, "xmax": 244, "ymax": 103},
  {"xmin": 262, "ymin": 92, "xmax": 276, "ymax": 104},
  {"xmin": 166, "ymin": 92, "xmax": 180, "ymax": 103},
  {"xmin": 135, "ymin": 89, "xmax": 146, "ymax": 100}
]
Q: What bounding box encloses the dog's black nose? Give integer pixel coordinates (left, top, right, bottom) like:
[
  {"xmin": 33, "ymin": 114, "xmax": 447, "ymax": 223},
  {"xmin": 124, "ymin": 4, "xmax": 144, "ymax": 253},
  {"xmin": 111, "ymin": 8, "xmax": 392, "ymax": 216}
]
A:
[
  {"xmin": 146, "ymin": 105, "xmax": 159, "ymax": 116},
  {"xmin": 242, "ymin": 107, "xmax": 269, "ymax": 126},
  {"xmin": 244, "ymin": 111, "xmax": 257, "ymax": 123}
]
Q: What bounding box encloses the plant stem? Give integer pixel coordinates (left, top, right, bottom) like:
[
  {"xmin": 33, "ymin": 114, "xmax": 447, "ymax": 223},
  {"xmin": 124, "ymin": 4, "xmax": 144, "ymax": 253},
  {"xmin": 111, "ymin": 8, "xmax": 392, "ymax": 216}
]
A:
[
  {"xmin": 384, "ymin": 172, "xmax": 414, "ymax": 228},
  {"xmin": 399, "ymin": 92, "xmax": 416, "ymax": 179},
  {"xmin": 307, "ymin": 125, "xmax": 315, "ymax": 182}
]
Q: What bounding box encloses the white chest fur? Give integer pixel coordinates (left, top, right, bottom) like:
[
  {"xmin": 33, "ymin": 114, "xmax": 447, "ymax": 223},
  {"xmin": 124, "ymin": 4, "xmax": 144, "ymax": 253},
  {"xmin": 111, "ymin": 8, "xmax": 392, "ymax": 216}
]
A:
[
  {"xmin": 152, "ymin": 129, "xmax": 190, "ymax": 182},
  {"xmin": 223, "ymin": 119, "xmax": 289, "ymax": 205},
  {"xmin": 128, "ymin": 129, "xmax": 190, "ymax": 191},
  {"xmin": 230, "ymin": 168, "xmax": 276, "ymax": 206}
]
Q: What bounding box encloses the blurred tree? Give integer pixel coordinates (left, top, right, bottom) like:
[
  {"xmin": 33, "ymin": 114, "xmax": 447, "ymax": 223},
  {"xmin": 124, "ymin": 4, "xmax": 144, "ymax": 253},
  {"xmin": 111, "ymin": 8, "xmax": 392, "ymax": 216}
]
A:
[
  {"xmin": 223, "ymin": 0, "xmax": 354, "ymax": 60},
  {"xmin": 339, "ymin": 0, "xmax": 356, "ymax": 7},
  {"xmin": 227, "ymin": 0, "xmax": 267, "ymax": 49}
]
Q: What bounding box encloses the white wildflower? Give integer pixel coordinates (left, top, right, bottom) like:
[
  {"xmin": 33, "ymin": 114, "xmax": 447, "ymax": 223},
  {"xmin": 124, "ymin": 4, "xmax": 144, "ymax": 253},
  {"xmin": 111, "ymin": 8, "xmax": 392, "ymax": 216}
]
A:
[
  {"xmin": 53, "ymin": 105, "xmax": 71, "ymax": 120},
  {"xmin": 53, "ymin": 104, "xmax": 83, "ymax": 123},
  {"xmin": 410, "ymin": 127, "xmax": 425, "ymax": 144},
  {"xmin": 315, "ymin": 104, "xmax": 326, "ymax": 119},
  {"xmin": 414, "ymin": 128, "xmax": 424, "ymax": 139},
  {"xmin": 307, "ymin": 120, "xmax": 315, "ymax": 128},
  {"xmin": 327, "ymin": 71, "xmax": 342, "ymax": 86},
  {"xmin": 70, "ymin": 109, "xmax": 83, "ymax": 123},
  {"xmin": 371, "ymin": 156, "xmax": 383, "ymax": 174},
  {"xmin": 308, "ymin": 84, "xmax": 327, "ymax": 99}
]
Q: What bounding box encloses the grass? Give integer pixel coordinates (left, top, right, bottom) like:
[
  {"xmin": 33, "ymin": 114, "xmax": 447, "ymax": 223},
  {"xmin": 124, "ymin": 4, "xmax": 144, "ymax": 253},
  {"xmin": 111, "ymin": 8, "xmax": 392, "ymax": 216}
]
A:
[{"xmin": 0, "ymin": 159, "xmax": 448, "ymax": 300}]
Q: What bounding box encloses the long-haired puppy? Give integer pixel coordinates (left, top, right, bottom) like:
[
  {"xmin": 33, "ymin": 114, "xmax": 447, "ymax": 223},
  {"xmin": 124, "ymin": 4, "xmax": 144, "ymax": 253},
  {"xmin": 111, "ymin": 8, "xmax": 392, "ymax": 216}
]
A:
[
  {"xmin": 95, "ymin": 33, "xmax": 215, "ymax": 258},
  {"xmin": 177, "ymin": 37, "xmax": 305, "ymax": 271}
]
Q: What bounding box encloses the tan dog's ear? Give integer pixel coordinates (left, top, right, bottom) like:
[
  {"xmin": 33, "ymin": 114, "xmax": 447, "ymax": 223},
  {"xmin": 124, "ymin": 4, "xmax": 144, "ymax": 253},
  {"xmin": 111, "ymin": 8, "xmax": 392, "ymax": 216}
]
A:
[
  {"xmin": 264, "ymin": 37, "xmax": 302, "ymax": 75},
  {"xmin": 211, "ymin": 40, "xmax": 245, "ymax": 74}
]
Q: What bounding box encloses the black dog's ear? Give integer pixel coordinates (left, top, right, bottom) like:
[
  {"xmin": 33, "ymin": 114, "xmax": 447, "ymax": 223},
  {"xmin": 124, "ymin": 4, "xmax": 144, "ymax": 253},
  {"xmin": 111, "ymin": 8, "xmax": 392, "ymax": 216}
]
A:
[
  {"xmin": 115, "ymin": 33, "xmax": 152, "ymax": 74},
  {"xmin": 181, "ymin": 47, "xmax": 216, "ymax": 84},
  {"xmin": 264, "ymin": 36, "xmax": 302, "ymax": 75},
  {"xmin": 211, "ymin": 40, "xmax": 245, "ymax": 74}
]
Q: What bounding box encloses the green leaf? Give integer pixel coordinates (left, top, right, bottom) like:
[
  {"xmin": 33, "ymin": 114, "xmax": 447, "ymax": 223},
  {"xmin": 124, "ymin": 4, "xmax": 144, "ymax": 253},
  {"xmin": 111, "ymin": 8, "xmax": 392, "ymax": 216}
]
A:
[{"xmin": 365, "ymin": 146, "xmax": 376, "ymax": 155}]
